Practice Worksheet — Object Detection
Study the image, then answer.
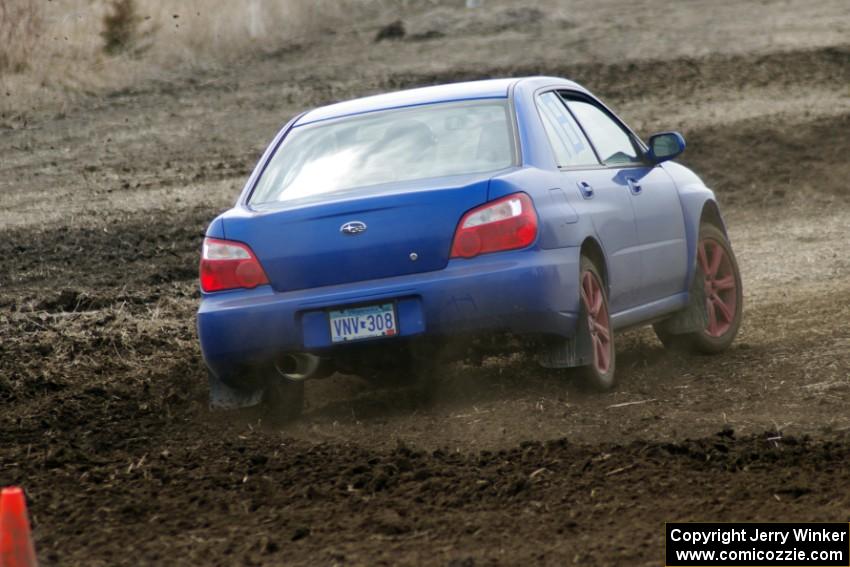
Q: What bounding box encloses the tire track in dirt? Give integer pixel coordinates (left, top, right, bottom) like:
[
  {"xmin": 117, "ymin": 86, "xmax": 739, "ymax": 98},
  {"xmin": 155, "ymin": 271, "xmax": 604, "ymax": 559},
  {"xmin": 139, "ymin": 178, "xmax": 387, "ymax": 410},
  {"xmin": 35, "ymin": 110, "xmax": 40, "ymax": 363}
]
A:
[
  {"xmin": 2, "ymin": 45, "xmax": 846, "ymax": 237},
  {"xmin": 681, "ymin": 113, "xmax": 850, "ymax": 207},
  {"xmin": 2, "ymin": 44, "xmax": 847, "ymax": 191},
  {"xmin": 380, "ymin": 44, "xmax": 850, "ymax": 102},
  {"xmin": 7, "ymin": 429, "xmax": 850, "ymax": 565},
  {"xmin": 0, "ymin": 207, "xmax": 211, "ymax": 291}
]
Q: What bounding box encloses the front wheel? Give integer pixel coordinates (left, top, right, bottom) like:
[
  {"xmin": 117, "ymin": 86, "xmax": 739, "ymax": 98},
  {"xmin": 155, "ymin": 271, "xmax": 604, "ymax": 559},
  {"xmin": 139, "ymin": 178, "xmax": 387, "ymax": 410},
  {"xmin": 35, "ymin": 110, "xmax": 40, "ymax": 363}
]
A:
[
  {"xmin": 576, "ymin": 256, "xmax": 616, "ymax": 390},
  {"xmin": 654, "ymin": 223, "xmax": 743, "ymax": 353}
]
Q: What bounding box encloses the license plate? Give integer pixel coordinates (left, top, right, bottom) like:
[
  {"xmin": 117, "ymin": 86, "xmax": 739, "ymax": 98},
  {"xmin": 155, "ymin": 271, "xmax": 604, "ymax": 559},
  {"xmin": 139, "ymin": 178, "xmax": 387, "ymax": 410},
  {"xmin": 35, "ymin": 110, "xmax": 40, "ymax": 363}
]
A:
[{"xmin": 329, "ymin": 303, "xmax": 397, "ymax": 343}]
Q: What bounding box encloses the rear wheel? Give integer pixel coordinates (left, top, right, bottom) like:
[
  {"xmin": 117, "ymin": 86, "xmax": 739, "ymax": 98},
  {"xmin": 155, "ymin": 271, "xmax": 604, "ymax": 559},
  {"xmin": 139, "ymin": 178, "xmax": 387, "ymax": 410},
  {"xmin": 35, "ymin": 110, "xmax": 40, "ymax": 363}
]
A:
[
  {"xmin": 654, "ymin": 223, "xmax": 742, "ymax": 353},
  {"xmin": 576, "ymin": 256, "xmax": 616, "ymax": 390},
  {"xmin": 359, "ymin": 348, "xmax": 439, "ymax": 405},
  {"xmin": 263, "ymin": 377, "xmax": 305, "ymax": 424},
  {"xmin": 356, "ymin": 349, "xmax": 417, "ymax": 388}
]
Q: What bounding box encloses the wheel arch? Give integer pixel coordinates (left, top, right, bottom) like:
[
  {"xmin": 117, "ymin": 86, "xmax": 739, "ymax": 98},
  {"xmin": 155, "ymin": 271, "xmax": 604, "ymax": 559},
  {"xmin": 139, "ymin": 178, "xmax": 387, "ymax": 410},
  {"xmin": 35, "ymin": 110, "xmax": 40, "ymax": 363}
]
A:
[
  {"xmin": 580, "ymin": 236, "xmax": 609, "ymax": 291},
  {"xmin": 682, "ymin": 196, "xmax": 729, "ymax": 287},
  {"xmin": 699, "ymin": 199, "xmax": 728, "ymax": 236}
]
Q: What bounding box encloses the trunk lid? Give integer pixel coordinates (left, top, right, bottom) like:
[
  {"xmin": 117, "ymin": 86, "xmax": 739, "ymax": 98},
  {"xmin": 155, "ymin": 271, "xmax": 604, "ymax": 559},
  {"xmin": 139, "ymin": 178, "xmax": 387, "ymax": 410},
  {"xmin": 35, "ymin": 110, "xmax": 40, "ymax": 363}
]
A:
[{"xmin": 221, "ymin": 174, "xmax": 492, "ymax": 292}]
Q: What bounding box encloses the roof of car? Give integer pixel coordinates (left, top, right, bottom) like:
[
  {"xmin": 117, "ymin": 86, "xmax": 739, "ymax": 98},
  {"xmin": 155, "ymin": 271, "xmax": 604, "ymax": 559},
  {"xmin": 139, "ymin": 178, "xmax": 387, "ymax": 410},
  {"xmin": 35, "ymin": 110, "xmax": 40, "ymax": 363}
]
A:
[{"xmin": 295, "ymin": 77, "xmax": 578, "ymax": 126}]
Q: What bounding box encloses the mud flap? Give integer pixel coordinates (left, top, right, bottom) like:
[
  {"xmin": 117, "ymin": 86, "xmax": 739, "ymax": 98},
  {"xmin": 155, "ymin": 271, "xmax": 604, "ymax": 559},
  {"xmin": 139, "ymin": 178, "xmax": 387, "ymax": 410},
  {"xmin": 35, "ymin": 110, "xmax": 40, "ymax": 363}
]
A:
[
  {"xmin": 207, "ymin": 370, "xmax": 264, "ymax": 410},
  {"xmin": 537, "ymin": 328, "xmax": 593, "ymax": 369}
]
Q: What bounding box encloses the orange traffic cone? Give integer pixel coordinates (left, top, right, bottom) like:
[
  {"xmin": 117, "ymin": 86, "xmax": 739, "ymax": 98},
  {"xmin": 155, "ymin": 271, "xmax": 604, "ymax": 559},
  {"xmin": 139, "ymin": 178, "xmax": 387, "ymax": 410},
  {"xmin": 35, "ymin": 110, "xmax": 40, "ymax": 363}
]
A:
[{"xmin": 0, "ymin": 487, "xmax": 38, "ymax": 567}]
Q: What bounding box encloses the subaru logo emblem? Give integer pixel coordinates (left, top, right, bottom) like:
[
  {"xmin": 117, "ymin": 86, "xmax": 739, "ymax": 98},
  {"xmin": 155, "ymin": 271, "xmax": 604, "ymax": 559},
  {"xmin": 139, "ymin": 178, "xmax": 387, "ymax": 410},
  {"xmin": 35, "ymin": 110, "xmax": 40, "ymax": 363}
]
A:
[{"xmin": 340, "ymin": 221, "xmax": 367, "ymax": 235}]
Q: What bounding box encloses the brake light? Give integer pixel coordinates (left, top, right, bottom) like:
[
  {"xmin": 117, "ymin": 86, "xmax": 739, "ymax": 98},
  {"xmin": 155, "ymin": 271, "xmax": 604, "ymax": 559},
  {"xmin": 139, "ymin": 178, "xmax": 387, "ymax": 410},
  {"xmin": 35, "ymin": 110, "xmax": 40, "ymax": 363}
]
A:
[
  {"xmin": 200, "ymin": 237, "xmax": 269, "ymax": 292},
  {"xmin": 450, "ymin": 193, "xmax": 538, "ymax": 258}
]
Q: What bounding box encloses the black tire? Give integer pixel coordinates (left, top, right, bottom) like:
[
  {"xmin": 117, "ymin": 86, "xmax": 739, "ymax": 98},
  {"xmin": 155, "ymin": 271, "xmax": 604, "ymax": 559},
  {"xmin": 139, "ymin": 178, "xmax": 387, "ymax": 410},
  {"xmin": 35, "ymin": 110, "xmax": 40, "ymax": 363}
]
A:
[
  {"xmin": 575, "ymin": 255, "xmax": 616, "ymax": 391},
  {"xmin": 262, "ymin": 377, "xmax": 305, "ymax": 424},
  {"xmin": 410, "ymin": 355, "xmax": 439, "ymax": 406},
  {"xmin": 357, "ymin": 349, "xmax": 417, "ymax": 388},
  {"xmin": 654, "ymin": 223, "xmax": 743, "ymax": 354},
  {"xmin": 366, "ymin": 351, "xmax": 439, "ymax": 406}
]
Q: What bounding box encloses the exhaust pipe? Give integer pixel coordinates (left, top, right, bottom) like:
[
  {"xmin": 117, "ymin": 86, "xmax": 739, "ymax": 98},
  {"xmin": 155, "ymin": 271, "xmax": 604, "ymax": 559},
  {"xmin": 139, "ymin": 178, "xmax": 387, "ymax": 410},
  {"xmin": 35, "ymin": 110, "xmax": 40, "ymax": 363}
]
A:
[{"xmin": 274, "ymin": 353, "xmax": 328, "ymax": 382}]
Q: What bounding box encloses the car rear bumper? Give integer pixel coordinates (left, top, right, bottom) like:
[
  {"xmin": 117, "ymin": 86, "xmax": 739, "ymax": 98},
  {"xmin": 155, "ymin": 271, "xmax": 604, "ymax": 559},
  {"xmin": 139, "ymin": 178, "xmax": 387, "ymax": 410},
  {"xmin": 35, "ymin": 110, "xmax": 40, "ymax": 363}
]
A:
[{"xmin": 198, "ymin": 246, "xmax": 581, "ymax": 380}]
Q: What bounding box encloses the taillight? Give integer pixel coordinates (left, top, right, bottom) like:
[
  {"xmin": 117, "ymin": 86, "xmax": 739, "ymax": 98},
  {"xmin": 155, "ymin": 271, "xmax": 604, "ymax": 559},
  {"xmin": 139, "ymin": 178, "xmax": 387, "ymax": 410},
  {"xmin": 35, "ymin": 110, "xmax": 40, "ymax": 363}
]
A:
[
  {"xmin": 450, "ymin": 193, "xmax": 538, "ymax": 259},
  {"xmin": 199, "ymin": 237, "xmax": 269, "ymax": 292}
]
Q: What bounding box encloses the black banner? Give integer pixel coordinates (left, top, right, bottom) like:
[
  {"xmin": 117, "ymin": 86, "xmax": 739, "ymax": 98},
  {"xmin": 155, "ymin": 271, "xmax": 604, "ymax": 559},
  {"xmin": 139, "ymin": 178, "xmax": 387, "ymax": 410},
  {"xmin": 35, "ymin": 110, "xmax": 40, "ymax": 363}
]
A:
[{"xmin": 666, "ymin": 523, "xmax": 850, "ymax": 566}]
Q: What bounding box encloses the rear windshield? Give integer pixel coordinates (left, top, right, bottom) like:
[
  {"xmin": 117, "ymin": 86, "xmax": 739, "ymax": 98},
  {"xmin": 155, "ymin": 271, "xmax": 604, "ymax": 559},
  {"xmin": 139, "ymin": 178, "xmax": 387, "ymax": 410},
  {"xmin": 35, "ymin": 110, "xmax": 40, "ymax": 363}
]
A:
[{"xmin": 249, "ymin": 99, "xmax": 516, "ymax": 205}]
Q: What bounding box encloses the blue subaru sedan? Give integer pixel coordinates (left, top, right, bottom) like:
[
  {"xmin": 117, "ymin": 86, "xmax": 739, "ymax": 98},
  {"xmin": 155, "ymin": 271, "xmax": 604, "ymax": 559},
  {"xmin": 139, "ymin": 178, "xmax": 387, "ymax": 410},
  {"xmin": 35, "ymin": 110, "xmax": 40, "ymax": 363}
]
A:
[{"xmin": 198, "ymin": 77, "xmax": 742, "ymax": 419}]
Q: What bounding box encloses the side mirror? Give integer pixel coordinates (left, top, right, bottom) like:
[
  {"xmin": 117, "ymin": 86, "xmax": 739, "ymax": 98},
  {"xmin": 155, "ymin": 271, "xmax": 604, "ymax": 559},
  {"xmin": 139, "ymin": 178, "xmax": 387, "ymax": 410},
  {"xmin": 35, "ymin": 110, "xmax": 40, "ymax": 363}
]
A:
[{"xmin": 647, "ymin": 132, "xmax": 686, "ymax": 164}]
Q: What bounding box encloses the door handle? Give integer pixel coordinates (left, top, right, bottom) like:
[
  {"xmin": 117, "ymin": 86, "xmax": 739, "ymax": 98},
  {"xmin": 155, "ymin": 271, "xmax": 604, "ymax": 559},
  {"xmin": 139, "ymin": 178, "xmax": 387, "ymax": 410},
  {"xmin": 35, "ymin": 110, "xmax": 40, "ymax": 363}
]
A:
[
  {"xmin": 626, "ymin": 177, "xmax": 642, "ymax": 195},
  {"xmin": 577, "ymin": 181, "xmax": 594, "ymax": 199}
]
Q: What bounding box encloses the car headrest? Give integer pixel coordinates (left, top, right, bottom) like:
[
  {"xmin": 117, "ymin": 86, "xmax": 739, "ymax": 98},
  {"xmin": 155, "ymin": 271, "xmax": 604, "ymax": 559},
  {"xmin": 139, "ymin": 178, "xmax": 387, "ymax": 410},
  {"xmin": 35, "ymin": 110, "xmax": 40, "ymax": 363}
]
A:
[{"xmin": 476, "ymin": 121, "xmax": 511, "ymax": 163}]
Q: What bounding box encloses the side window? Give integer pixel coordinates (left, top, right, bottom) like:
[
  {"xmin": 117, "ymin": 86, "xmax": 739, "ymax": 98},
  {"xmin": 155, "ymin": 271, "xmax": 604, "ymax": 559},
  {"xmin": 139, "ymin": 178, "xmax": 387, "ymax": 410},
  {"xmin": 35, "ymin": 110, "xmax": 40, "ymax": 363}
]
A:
[
  {"xmin": 536, "ymin": 92, "xmax": 598, "ymax": 167},
  {"xmin": 563, "ymin": 97, "xmax": 643, "ymax": 166}
]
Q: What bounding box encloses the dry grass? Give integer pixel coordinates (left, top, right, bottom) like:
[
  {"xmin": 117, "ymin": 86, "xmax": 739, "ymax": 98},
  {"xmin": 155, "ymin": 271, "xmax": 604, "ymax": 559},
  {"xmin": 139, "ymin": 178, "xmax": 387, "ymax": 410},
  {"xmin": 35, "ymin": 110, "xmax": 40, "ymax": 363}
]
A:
[
  {"xmin": 0, "ymin": 0, "xmax": 42, "ymax": 73},
  {"xmin": 0, "ymin": 0, "xmax": 400, "ymax": 113}
]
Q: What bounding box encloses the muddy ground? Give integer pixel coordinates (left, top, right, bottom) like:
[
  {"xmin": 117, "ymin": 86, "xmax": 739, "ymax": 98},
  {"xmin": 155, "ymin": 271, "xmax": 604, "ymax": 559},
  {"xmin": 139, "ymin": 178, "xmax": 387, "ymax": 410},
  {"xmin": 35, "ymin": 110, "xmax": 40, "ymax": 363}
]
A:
[{"xmin": 1, "ymin": 1, "xmax": 849, "ymax": 565}]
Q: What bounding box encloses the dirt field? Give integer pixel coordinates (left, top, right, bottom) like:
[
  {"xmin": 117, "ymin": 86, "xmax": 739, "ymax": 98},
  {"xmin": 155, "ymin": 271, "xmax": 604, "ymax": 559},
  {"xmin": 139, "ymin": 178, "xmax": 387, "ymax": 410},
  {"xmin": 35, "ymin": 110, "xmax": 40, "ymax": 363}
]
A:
[{"xmin": 1, "ymin": 1, "xmax": 849, "ymax": 565}]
